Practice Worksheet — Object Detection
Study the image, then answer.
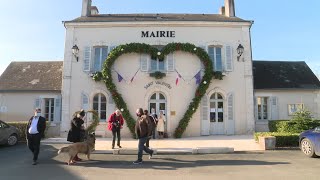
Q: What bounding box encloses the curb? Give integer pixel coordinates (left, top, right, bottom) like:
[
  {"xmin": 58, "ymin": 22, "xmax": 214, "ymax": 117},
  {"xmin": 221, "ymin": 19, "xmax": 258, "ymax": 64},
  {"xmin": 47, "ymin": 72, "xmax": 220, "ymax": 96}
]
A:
[{"xmin": 90, "ymin": 147, "xmax": 235, "ymax": 155}]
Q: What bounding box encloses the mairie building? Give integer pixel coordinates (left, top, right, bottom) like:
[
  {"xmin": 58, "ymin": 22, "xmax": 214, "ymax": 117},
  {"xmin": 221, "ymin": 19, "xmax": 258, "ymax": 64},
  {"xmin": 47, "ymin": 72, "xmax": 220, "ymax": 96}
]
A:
[{"xmin": 0, "ymin": 0, "xmax": 319, "ymax": 138}]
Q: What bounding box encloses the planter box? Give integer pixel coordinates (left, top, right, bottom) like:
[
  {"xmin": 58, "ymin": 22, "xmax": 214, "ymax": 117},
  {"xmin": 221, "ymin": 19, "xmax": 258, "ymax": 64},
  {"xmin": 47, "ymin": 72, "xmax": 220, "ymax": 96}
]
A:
[{"xmin": 258, "ymin": 136, "xmax": 276, "ymax": 150}]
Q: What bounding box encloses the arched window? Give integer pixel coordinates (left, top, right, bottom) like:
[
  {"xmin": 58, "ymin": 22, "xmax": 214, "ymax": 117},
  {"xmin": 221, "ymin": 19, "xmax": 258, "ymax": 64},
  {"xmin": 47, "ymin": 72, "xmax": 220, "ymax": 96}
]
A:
[
  {"xmin": 210, "ymin": 93, "xmax": 224, "ymax": 122},
  {"xmin": 93, "ymin": 93, "xmax": 107, "ymax": 121}
]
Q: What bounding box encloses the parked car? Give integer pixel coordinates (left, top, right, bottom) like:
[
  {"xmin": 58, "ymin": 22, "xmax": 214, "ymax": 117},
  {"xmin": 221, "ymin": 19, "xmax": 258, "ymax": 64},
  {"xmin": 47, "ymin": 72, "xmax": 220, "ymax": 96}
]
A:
[
  {"xmin": 0, "ymin": 120, "xmax": 19, "ymax": 146},
  {"xmin": 299, "ymin": 126, "xmax": 320, "ymax": 157}
]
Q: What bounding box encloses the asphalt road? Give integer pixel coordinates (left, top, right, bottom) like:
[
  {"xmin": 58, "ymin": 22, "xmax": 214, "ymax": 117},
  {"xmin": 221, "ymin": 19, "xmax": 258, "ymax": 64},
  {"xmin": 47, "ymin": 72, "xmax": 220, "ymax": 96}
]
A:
[{"xmin": 0, "ymin": 143, "xmax": 319, "ymax": 180}]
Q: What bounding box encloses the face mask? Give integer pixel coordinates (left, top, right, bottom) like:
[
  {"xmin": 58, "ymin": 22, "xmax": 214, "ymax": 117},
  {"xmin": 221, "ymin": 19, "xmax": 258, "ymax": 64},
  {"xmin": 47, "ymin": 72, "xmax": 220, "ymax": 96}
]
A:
[{"xmin": 35, "ymin": 112, "xmax": 41, "ymax": 117}]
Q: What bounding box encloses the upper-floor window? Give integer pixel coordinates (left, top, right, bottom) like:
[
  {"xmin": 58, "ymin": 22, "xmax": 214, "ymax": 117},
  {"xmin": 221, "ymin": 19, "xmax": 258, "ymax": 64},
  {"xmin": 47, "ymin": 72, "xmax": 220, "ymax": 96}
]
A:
[
  {"xmin": 150, "ymin": 45, "xmax": 165, "ymax": 72},
  {"xmin": 93, "ymin": 46, "xmax": 108, "ymax": 72},
  {"xmin": 208, "ymin": 46, "xmax": 222, "ymax": 72}
]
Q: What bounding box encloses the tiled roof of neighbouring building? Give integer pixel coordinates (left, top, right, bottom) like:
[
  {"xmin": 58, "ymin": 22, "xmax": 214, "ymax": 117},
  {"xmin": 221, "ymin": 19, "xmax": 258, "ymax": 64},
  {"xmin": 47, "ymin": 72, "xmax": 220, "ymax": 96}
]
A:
[
  {"xmin": 0, "ymin": 61, "xmax": 63, "ymax": 92},
  {"xmin": 253, "ymin": 61, "xmax": 320, "ymax": 90}
]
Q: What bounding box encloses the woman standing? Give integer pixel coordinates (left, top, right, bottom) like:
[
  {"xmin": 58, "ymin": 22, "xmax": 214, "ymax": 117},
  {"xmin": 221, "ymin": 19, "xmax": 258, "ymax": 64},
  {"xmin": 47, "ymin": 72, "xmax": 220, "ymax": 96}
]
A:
[
  {"xmin": 156, "ymin": 111, "xmax": 166, "ymax": 139},
  {"xmin": 67, "ymin": 109, "xmax": 85, "ymax": 162}
]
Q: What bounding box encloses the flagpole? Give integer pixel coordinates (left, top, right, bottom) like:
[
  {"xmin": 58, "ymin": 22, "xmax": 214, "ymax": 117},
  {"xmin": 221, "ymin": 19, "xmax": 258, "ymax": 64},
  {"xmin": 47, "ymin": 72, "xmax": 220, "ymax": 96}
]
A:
[{"xmin": 175, "ymin": 69, "xmax": 186, "ymax": 81}]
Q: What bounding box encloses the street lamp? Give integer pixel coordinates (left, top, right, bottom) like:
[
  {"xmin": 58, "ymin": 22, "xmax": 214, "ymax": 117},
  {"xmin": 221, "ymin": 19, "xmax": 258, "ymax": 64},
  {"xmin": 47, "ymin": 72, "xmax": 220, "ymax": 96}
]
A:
[
  {"xmin": 72, "ymin": 45, "xmax": 79, "ymax": 62},
  {"xmin": 236, "ymin": 44, "xmax": 244, "ymax": 61}
]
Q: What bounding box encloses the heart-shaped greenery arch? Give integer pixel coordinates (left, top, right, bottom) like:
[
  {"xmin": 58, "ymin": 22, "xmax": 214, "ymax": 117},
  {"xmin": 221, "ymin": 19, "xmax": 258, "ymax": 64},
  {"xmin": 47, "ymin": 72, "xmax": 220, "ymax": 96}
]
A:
[{"xmin": 93, "ymin": 42, "xmax": 223, "ymax": 138}]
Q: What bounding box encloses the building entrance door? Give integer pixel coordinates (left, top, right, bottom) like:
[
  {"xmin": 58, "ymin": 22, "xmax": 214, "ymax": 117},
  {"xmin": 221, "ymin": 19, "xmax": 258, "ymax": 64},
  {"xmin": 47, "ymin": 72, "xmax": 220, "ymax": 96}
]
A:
[
  {"xmin": 148, "ymin": 92, "xmax": 167, "ymax": 131},
  {"xmin": 209, "ymin": 93, "xmax": 225, "ymax": 135}
]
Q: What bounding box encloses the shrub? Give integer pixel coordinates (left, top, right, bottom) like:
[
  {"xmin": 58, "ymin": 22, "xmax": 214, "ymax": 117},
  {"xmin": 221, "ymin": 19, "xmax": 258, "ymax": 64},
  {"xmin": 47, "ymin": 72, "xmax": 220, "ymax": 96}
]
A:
[
  {"xmin": 255, "ymin": 132, "xmax": 299, "ymax": 147},
  {"xmin": 7, "ymin": 121, "xmax": 49, "ymax": 142},
  {"xmin": 289, "ymin": 109, "xmax": 320, "ymax": 133},
  {"xmin": 269, "ymin": 120, "xmax": 292, "ymax": 132}
]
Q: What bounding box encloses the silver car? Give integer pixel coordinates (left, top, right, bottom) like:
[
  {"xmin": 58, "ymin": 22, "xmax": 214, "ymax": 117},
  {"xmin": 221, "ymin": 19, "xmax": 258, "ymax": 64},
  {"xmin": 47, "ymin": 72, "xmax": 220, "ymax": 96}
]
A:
[{"xmin": 0, "ymin": 120, "xmax": 19, "ymax": 146}]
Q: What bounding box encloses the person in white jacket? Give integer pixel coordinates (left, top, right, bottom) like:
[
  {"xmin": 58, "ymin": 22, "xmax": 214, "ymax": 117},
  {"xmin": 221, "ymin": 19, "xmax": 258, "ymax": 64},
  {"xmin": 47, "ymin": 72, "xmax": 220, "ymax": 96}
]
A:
[{"xmin": 156, "ymin": 111, "xmax": 166, "ymax": 139}]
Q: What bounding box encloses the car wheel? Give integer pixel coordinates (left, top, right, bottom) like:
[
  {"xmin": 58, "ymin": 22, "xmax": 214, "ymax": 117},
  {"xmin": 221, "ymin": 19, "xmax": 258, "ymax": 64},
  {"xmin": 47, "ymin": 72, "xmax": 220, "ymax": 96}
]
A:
[
  {"xmin": 300, "ymin": 138, "xmax": 317, "ymax": 158},
  {"xmin": 7, "ymin": 134, "xmax": 18, "ymax": 146}
]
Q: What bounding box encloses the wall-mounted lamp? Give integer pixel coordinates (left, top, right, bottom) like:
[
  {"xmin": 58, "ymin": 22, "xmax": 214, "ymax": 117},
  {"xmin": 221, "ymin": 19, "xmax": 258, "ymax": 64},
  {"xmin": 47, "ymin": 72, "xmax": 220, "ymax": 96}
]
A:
[
  {"xmin": 72, "ymin": 45, "xmax": 79, "ymax": 62},
  {"xmin": 236, "ymin": 44, "xmax": 244, "ymax": 61}
]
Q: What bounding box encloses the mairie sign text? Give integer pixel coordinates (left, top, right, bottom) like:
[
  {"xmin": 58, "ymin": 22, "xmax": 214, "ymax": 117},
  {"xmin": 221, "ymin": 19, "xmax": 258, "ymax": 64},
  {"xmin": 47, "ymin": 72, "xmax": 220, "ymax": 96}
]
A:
[{"xmin": 141, "ymin": 31, "xmax": 175, "ymax": 38}]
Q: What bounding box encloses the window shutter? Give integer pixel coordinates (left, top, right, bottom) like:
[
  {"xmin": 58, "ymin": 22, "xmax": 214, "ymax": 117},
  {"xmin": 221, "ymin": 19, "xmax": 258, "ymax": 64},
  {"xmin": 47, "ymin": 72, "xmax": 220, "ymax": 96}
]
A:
[
  {"xmin": 34, "ymin": 97, "xmax": 41, "ymax": 109},
  {"xmin": 166, "ymin": 53, "xmax": 174, "ymax": 72},
  {"xmin": 271, "ymin": 96, "xmax": 278, "ymax": 120},
  {"xmin": 83, "ymin": 46, "xmax": 92, "ymax": 72},
  {"xmin": 227, "ymin": 93, "xmax": 234, "ymax": 121},
  {"xmin": 107, "ymin": 96, "xmax": 116, "ymax": 120},
  {"xmin": 140, "ymin": 54, "xmax": 149, "ymax": 72},
  {"xmin": 200, "ymin": 94, "xmax": 210, "ymax": 135},
  {"xmin": 54, "ymin": 96, "xmax": 62, "ymax": 122},
  {"xmin": 254, "ymin": 97, "xmax": 258, "ymax": 120},
  {"xmin": 81, "ymin": 92, "xmax": 89, "ymax": 111},
  {"xmin": 227, "ymin": 92, "xmax": 235, "ymax": 135},
  {"xmin": 225, "ymin": 45, "xmax": 233, "ymax": 71},
  {"xmin": 199, "ymin": 45, "xmax": 207, "ymax": 69}
]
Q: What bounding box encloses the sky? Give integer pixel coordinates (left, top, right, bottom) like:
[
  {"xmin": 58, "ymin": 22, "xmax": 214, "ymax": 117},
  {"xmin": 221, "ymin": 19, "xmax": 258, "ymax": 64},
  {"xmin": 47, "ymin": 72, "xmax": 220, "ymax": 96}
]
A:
[{"xmin": 0, "ymin": 0, "xmax": 320, "ymax": 76}]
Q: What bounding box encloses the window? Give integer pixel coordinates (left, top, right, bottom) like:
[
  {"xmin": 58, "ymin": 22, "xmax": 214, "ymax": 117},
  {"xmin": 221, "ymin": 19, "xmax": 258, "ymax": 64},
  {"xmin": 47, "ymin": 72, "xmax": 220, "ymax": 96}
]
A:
[
  {"xmin": 288, "ymin": 104, "xmax": 304, "ymax": 116},
  {"xmin": 93, "ymin": 93, "xmax": 107, "ymax": 121},
  {"xmin": 93, "ymin": 46, "xmax": 108, "ymax": 71},
  {"xmin": 44, "ymin": 98, "xmax": 55, "ymax": 121},
  {"xmin": 208, "ymin": 46, "xmax": 222, "ymax": 72},
  {"xmin": 257, "ymin": 97, "xmax": 268, "ymax": 120},
  {"xmin": 210, "ymin": 93, "xmax": 224, "ymax": 122},
  {"xmin": 150, "ymin": 45, "xmax": 165, "ymax": 72}
]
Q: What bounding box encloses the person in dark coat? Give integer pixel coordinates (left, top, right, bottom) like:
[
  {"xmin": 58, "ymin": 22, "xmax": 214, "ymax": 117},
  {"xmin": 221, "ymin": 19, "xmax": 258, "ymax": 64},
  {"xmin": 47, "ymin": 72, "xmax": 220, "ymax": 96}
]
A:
[
  {"xmin": 133, "ymin": 108, "xmax": 154, "ymax": 164},
  {"xmin": 26, "ymin": 108, "xmax": 46, "ymax": 165},
  {"xmin": 67, "ymin": 109, "xmax": 85, "ymax": 162},
  {"xmin": 107, "ymin": 109, "xmax": 124, "ymax": 149},
  {"xmin": 144, "ymin": 109, "xmax": 154, "ymax": 148}
]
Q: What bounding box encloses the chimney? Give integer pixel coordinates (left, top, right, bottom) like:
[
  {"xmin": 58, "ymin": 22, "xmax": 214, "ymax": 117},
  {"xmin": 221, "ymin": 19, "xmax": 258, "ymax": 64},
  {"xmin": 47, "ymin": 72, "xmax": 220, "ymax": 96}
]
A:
[
  {"xmin": 91, "ymin": 6, "xmax": 99, "ymax": 15},
  {"xmin": 81, "ymin": 0, "xmax": 92, "ymax": 17},
  {"xmin": 219, "ymin": 6, "xmax": 225, "ymax": 15},
  {"xmin": 224, "ymin": 0, "xmax": 235, "ymax": 17}
]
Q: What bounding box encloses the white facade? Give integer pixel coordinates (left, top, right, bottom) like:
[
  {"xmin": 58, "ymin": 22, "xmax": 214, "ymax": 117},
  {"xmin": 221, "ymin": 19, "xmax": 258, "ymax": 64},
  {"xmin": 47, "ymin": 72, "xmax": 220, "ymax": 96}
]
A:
[
  {"xmin": 255, "ymin": 90, "xmax": 320, "ymax": 132},
  {"xmin": 61, "ymin": 19, "xmax": 255, "ymax": 137}
]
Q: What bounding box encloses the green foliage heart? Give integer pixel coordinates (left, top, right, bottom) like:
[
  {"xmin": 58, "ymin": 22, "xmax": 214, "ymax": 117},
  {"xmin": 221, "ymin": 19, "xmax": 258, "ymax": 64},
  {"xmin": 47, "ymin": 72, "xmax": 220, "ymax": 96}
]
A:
[{"xmin": 96, "ymin": 42, "xmax": 222, "ymax": 138}]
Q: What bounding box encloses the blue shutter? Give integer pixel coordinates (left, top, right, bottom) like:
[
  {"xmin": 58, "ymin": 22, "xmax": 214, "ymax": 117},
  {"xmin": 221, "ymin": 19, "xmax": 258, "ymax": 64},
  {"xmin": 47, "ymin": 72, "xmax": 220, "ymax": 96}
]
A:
[
  {"xmin": 34, "ymin": 97, "xmax": 41, "ymax": 109},
  {"xmin": 201, "ymin": 94, "xmax": 210, "ymax": 135},
  {"xmin": 81, "ymin": 92, "xmax": 89, "ymax": 111},
  {"xmin": 140, "ymin": 54, "xmax": 149, "ymax": 72},
  {"xmin": 83, "ymin": 46, "xmax": 91, "ymax": 72},
  {"xmin": 271, "ymin": 96, "xmax": 278, "ymax": 120},
  {"xmin": 199, "ymin": 45, "xmax": 206, "ymax": 69},
  {"xmin": 166, "ymin": 53, "xmax": 174, "ymax": 72},
  {"xmin": 227, "ymin": 92, "xmax": 235, "ymax": 135},
  {"xmin": 54, "ymin": 96, "xmax": 62, "ymax": 122},
  {"xmin": 225, "ymin": 45, "xmax": 233, "ymax": 71}
]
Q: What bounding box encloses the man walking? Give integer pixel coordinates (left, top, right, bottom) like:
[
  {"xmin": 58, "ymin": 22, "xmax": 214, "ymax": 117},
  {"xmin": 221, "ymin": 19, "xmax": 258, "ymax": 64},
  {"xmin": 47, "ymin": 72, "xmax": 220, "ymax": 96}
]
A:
[
  {"xmin": 26, "ymin": 108, "xmax": 46, "ymax": 165},
  {"xmin": 143, "ymin": 110, "xmax": 154, "ymax": 148},
  {"xmin": 107, "ymin": 109, "xmax": 124, "ymax": 149},
  {"xmin": 133, "ymin": 108, "xmax": 154, "ymax": 164}
]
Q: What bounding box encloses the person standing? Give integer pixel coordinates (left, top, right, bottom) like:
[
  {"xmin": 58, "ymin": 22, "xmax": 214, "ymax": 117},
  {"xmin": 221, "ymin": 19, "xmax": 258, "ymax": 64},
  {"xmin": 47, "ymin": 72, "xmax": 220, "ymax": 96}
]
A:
[
  {"xmin": 133, "ymin": 108, "xmax": 154, "ymax": 164},
  {"xmin": 157, "ymin": 111, "xmax": 166, "ymax": 139},
  {"xmin": 67, "ymin": 109, "xmax": 85, "ymax": 162},
  {"xmin": 26, "ymin": 108, "xmax": 46, "ymax": 165},
  {"xmin": 107, "ymin": 109, "xmax": 124, "ymax": 149},
  {"xmin": 143, "ymin": 110, "xmax": 154, "ymax": 148},
  {"xmin": 150, "ymin": 108, "xmax": 158, "ymax": 139}
]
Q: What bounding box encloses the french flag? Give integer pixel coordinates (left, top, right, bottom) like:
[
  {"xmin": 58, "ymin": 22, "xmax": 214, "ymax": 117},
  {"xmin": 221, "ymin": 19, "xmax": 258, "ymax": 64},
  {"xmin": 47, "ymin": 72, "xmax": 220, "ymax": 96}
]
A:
[{"xmin": 176, "ymin": 71, "xmax": 182, "ymax": 85}]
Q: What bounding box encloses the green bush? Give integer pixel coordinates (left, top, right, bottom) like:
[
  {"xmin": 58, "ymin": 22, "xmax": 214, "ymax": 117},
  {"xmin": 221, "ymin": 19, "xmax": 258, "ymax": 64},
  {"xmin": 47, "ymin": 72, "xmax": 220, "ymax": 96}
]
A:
[
  {"xmin": 289, "ymin": 109, "xmax": 320, "ymax": 133},
  {"xmin": 255, "ymin": 132, "xmax": 299, "ymax": 147},
  {"xmin": 7, "ymin": 121, "xmax": 49, "ymax": 142},
  {"xmin": 269, "ymin": 120, "xmax": 292, "ymax": 132}
]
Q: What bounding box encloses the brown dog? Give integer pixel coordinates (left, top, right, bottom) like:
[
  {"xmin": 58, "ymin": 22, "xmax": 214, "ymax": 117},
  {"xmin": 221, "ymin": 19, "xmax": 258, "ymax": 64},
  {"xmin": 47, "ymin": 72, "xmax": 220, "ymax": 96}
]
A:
[{"xmin": 58, "ymin": 133, "xmax": 96, "ymax": 165}]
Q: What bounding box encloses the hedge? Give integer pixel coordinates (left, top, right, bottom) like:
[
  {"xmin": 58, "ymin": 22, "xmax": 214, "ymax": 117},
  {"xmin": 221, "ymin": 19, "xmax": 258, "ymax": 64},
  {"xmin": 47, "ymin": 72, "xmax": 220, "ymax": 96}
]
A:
[
  {"xmin": 7, "ymin": 121, "xmax": 49, "ymax": 142},
  {"xmin": 255, "ymin": 132, "xmax": 299, "ymax": 147},
  {"xmin": 269, "ymin": 120, "xmax": 320, "ymax": 133}
]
